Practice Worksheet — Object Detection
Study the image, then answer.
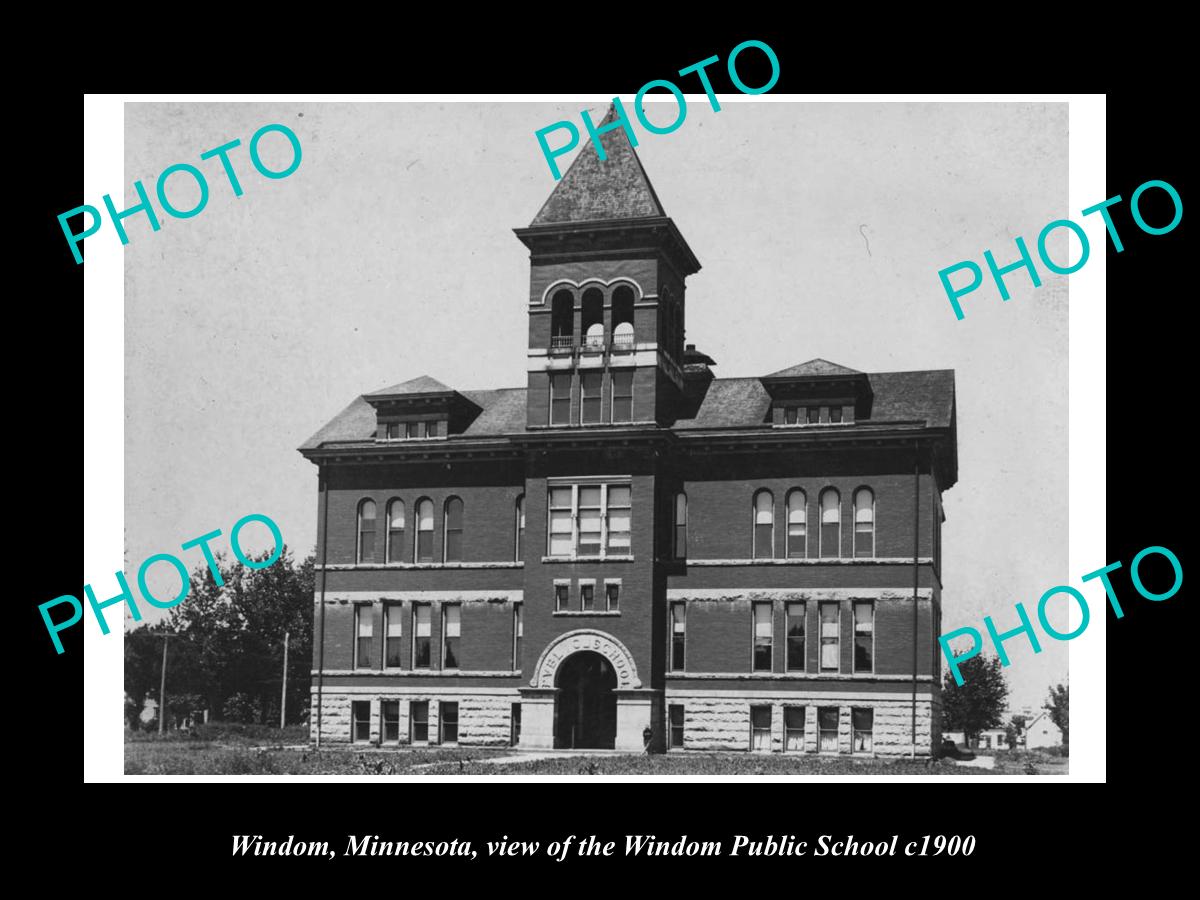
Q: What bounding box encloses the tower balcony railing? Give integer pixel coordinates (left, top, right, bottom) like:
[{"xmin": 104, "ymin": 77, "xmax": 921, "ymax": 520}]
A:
[
  {"xmin": 610, "ymin": 333, "xmax": 635, "ymax": 352},
  {"xmin": 549, "ymin": 335, "xmax": 575, "ymax": 354}
]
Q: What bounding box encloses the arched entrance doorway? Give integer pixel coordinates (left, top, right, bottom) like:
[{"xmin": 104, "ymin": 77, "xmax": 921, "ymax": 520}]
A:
[{"xmin": 554, "ymin": 651, "xmax": 617, "ymax": 749}]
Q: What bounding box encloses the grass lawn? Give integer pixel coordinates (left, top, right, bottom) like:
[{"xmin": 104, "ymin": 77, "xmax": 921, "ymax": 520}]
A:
[{"xmin": 124, "ymin": 724, "xmax": 1067, "ymax": 775}]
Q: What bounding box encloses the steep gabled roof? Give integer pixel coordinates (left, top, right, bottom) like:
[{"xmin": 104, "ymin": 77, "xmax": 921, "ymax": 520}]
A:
[
  {"xmin": 366, "ymin": 375, "xmax": 454, "ymax": 397},
  {"xmin": 766, "ymin": 358, "xmax": 863, "ymax": 378},
  {"xmin": 530, "ymin": 104, "xmax": 667, "ymax": 226}
]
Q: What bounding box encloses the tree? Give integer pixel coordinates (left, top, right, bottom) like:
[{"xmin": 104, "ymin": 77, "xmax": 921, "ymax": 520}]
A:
[
  {"xmin": 1044, "ymin": 683, "xmax": 1069, "ymax": 750},
  {"xmin": 942, "ymin": 653, "xmax": 1009, "ymax": 745},
  {"xmin": 1004, "ymin": 713, "xmax": 1028, "ymax": 750},
  {"xmin": 123, "ymin": 547, "xmax": 315, "ymax": 728}
]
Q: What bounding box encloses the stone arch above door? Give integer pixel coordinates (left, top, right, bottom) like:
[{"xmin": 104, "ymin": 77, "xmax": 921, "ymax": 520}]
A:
[{"xmin": 531, "ymin": 629, "xmax": 641, "ymax": 689}]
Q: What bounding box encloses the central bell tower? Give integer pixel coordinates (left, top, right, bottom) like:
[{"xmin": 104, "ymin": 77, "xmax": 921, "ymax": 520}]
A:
[{"xmin": 514, "ymin": 105, "xmax": 702, "ymax": 429}]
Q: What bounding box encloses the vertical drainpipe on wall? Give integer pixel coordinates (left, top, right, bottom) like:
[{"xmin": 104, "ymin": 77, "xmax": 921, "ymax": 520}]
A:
[
  {"xmin": 911, "ymin": 442, "xmax": 920, "ymax": 758},
  {"xmin": 316, "ymin": 467, "xmax": 330, "ymax": 750}
]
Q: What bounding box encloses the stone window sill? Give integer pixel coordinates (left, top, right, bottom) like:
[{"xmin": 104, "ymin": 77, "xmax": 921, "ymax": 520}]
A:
[
  {"xmin": 541, "ymin": 555, "xmax": 634, "ymax": 563},
  {"xmin": 553, "ymin": 610, "xmax": 620, "ymax": 617}
]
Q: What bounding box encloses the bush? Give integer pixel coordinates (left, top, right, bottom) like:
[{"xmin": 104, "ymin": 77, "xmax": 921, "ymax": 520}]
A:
[{"xmin": 222, "ymin": 693, "xmax": 261, "ymax": 724}]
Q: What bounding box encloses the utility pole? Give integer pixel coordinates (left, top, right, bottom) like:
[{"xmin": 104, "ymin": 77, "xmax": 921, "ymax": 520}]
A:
[
  {"xmin": 279, "ymin": 631, "xmax": 289, "ymax": 729},
  {"xmin": 158, "ymin": 634, "xmax": 170, "ymax": 735},
  {"xmin": 911, "ymin": 445, "xmax": 920, "ymax": 759}
]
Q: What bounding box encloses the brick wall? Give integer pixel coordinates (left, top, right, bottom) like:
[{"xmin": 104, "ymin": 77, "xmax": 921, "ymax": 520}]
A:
[
  {"xmin": 671, "ymin": 596, "xmax": 938, "ymax": 678},
  {"xmin": 527, "ymin": 258, "xmax": 659, "ymax": 307},
  {"xmin": 316, "ymin": 599, "xmax": 521, "ymax": 674},
  {"xmin": 321, "ymin": 461, "xmax": 524, "ymax": 566},
  {"xmin": 680, "ymin": 469, "xmax": 936, "ymax": 561}
]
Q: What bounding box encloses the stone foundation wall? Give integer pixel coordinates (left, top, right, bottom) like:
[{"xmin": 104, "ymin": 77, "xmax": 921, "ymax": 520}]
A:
[
  {"xmin": 667, "ymin": 692, "xmax": 938, "ymax": 757},
  {"xmin": 310, "ymin": 691, "xmax": 518, "ymax": 746}
]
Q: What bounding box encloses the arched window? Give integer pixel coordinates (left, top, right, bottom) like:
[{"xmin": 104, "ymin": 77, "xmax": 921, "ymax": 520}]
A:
[
  {"xmin": 385, "ymin": 499, "xmax": 405, "ymax": 563},
  {"xmin": 854, "ymin": 487, "xmax": 875, "ymax": 558},
  {"xmin": 674, "ymin": 492, "xmax": 688, "ymax": 559},
  {"xmin": 786, "ymin": 489, "xmax": 807, "ymax": 558},
  {"xmin": 582, "ymin": 287, "xmax": 604, "ymax": 348},
  {"xmin": 443, "ymin": 496, "xmax": 464, "ymax": 562},
  {"xmin": 820, "ymin": 488, "xmax": 841, "ymax": 558},
  {"xmin": 753, "ymin": 490, "xmax": 775, "ymax": 559},
  {"xmin": 415, "ymin": 498, "xmax": 434, "ymax": 563},
  {"xmin": 612, "ymin": 286, "xmax": 635, "ymax": 348},
  {"xmin": 550, "ymin": 289, "xmax": 573, "ymax": 348},
  {"xmin": 514, "ymin": 495, "xmax": 526, "ymax": 561},
  {"xmin": 356, "ymin": 499, "xmax": 376, "ymax": 564}
]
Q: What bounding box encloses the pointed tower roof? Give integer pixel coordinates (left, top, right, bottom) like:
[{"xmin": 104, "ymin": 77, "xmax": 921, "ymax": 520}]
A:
[{"xmin": 531, "ymin": 104, "xmax": 667, "ymax": 226}]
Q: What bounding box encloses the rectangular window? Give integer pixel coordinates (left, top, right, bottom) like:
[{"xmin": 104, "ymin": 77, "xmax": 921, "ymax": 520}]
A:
[
  {"xmin": 381, "ymin": 700, "xmax": 400, "ymax": 743},
  {"xmin": 784, "ymin": 406, "xmax": 798, "ymax": 425},
  {"xmin": 830, "ymin": 406, "xmax": 843, "ymax": 424},
  {"xmin": 670, "ymin": 602, "xmax": 686, "ymax": 671},
  {"xmin": 510, "ymin": 703, "xmax": 521, "ymax": 746},
  {"xmin": 352, "ymin": 701, "xmax": 371, "ymax": 743},
  {"xmin": 673, "ymin": 493, "xmax": 687, "ymax": 559},
  {"xmin": 852, "ymin": 708, "xmax": 874, "ymax": 753},
  {"xmin": 753, "ymin": 602, "xmax": 773, "ymax": 672},
  {"xmin": 548, "ymin": 487, "xmax": 574, "ymax": 557},
  {"xmin": 807, "ymin": 407, "xmax": 820, "ymax": 424},
  {"xmin": 820, "ymin": 602, "xmax": 840, "ymax": 673},
  {"xmin": 668, "ymin": 704, "xmax": 685, "ymax": 749},
  {"xmin": 750, "ymin": 705, "xmax": 772, "ymax": 751},
  {"xmin": 354, "ymin": 605, "xmax": 373, "ymax": 669},
  {"xmin": 854, "ymin": 601, "xmax": 874, "ymax": 673},
  {"xmin": 605, "ymin": 582, "xmax": 620, "ymax": 612},
  {"xmin": 784, "ymin": 706, "xmax": 805, "ymax": 751},
  {"xmin": 611, "ymin": 370, "xmax": 634, "ymax": 422},
  {"xmin": 412, "ymin": 604, "xmax": 431, "ymax": 669},
  {"xmin": 385, "ymin": 422, "xmax": 401, "ymax": 439},
  {"xmin": 439, "ymin": 701, "xmax": 459, "ymax": 744},
  {"xmin": 550, "ymin": 373, "xmax": 572, "ymax": 425},
  {"xmin": 606, "ymin": 484, "xmax": 631, "ymax": 554},
  {"xmin": 581, "ymin": 371, "xmax": 603, "ymax": 424},
  {"xmin": 426, "ymin": 420, "xmax": 440, "ymax": 438},
  {"xmin": 546, "ymin": 481, "xmax": 633, "ymax": 559},
  {"xmin": 580, "ymin": 582, "xmax": 595, "ymax": 611},
  {"xmin": 410, "ymin": 701, "xmax": 429, "ymax": 743},
  {"xmin": 578, "ymin": 486, "xmax": 602, "ymax": 555},
  {"xmin": 442, "ymin": 604, "xmax": 461, "ymax": 669},
  {"xmin": 407, "ymin": 420, "xmax": 424, "ymax": 439},
  {"xmin": 786, "ymin": 602, "xmax": 805, "ymax": 672},
  {"xmin": 512, "ymin": 604, "xmax": 523, "ymax": 670},
  {"xmin": 554, "ymin": 583, "xmax": 570, "ymax": 612},
  {"xmin": 818, "ymin": 707, "xmax": 839, "ymax": 752},
  {"xmin": 384, "ymin": 605, "xmax": 402, "ymax": 668}
]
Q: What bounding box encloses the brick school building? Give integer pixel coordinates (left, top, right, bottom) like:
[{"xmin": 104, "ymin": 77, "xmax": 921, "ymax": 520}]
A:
[{"xmin": 299, "ymin": 109, "xmax": 958, "ymax": 756}]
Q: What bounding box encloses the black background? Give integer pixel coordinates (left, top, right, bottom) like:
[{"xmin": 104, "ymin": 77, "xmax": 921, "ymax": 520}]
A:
[{"xmin": 23, "ymin": 27, "xmax": 1187, "ymax": 884}]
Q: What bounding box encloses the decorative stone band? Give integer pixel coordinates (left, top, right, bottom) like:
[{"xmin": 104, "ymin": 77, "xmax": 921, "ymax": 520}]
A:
[
  {"xmin": 313, "ymin": 670, "xmax": 520, "ymax": 678},
  {"xmin": 314, "ymin": 590, "xmax": 523, "ymax": 604},
  {"xmin": 310, "ymin": 685, "xmax": 521, "ymax": 695},
  {"xmin": 319, "ymin": 562, "xmax": 523, "ymax": 571},
  {"xmin": 665, "ymin": 673, "xmax": 936, "ymax": 682},
  {"xmin": 530, "ymin": 629, "xmax": 642, "ymax": 689},
  {"xmin": 666, "ymin": 588, "xmax": 933, "ymax": 601},
  {"xmin": 684, "ymin": 558, "xmax": 935, "ymax": 566},
  {"xmin": 665, "ymin": 688, "xmax": 935, "ymax": 700}
]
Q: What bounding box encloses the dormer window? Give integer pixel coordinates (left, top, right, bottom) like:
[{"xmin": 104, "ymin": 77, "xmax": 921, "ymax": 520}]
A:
[{"xmin": 380, "ymin": 418, "xmax": 446, "ymax": 441}]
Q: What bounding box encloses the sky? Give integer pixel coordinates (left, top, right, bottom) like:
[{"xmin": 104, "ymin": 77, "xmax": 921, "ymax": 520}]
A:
[{"xmin": 124, "ymin": 100, "xmax": 1069, "ymax": 713}]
